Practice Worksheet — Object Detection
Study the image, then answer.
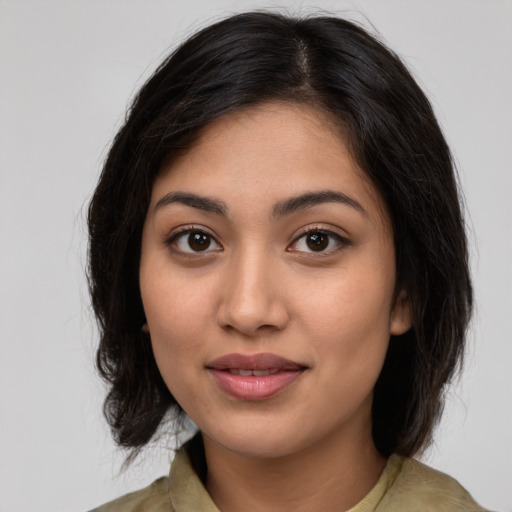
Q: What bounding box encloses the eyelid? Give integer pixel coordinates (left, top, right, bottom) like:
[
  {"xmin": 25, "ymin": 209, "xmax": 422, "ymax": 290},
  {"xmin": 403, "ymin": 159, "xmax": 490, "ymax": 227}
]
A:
[
  {"xmin": 287, "ymin": 224, "xmax": 351, "ymax": 254},
  {"xmin": 164, "ymin": 224, "xmax": 223, "ymax": 254}
]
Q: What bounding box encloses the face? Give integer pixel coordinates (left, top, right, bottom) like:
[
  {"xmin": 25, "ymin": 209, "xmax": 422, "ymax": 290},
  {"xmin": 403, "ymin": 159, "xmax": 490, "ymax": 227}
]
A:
[{"xmin": 140, "ymin": 102, "xmax": 411, "ymax": 460}]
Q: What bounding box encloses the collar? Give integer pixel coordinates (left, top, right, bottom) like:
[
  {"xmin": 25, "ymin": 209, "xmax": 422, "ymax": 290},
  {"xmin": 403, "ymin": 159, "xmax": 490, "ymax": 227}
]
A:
[{"xmin": 168, "ymin": 435, "xmax": 403, "ymax": 512}]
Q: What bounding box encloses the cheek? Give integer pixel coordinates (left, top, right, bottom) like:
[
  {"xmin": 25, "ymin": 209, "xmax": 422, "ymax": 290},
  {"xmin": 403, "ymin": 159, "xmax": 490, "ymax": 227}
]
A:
[
  {"xmin": 139, "ymin": 256, "xmax": 214, "ymax": 379},
  {"xmin": 295, "ymin": 260, "xmax": 395, "ymax": 375},
  {"xmin": 300, "ymin": 270, "xmax": 394, "ymax": 337},
  {"xmin": 141, "ymin": 275, "xmax": 211, "ymax": 411}
]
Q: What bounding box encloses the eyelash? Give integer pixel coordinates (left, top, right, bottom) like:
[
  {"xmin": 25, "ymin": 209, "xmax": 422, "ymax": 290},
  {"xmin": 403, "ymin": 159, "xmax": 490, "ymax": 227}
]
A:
[
  {"xmin": 165, "ymin": 225, "xmax": 222, "ymax": 255},
  {"xmin": 164, "ymin": 225, "xmax": 350, "ymax": 256},
  {"xmin": 288, "ymin": 226, "xmax": 350, "ymax": 255}
]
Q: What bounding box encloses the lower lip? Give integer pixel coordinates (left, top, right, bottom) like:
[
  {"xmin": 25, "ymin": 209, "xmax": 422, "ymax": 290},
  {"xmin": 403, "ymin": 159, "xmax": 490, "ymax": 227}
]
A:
[{"xmin": 208, "ymin": 369, "xmax": 304, "ymax": 400}]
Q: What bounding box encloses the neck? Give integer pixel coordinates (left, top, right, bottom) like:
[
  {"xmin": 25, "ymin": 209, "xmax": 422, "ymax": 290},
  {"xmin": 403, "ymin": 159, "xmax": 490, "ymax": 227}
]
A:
[{"xmin": 203, "ymin": 423, "xmax": 386, "ymax": 512}]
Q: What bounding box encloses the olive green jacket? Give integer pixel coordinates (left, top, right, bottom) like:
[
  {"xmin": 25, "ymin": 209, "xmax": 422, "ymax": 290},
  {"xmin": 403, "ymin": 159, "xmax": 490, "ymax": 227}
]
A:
[{"xmin": 90, "ymin": 441, "xmax": 488, "ymax": 512}]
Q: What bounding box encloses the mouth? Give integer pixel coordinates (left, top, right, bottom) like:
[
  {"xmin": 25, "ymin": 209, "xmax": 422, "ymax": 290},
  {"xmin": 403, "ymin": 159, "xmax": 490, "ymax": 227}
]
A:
[
  {"xmin": 224, "ymin": 368, "xmax": 281, "ymax": 376},
  {"xmin": 206, "ymin": 353, "xmax": 306, "ymax": 401}
]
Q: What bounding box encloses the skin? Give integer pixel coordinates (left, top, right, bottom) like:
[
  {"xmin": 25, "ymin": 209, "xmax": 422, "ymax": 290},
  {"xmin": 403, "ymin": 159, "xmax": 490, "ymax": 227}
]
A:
[{"xmin": 140, "ymin": 102, "xmax": 411, "ymax": 511}]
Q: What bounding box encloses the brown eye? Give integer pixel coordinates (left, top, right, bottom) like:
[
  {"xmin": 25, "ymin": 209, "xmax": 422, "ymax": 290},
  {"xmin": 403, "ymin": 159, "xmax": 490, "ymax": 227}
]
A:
[
  {"xmin": 289, "ymin": 229, "xmax": 348, "ymax": 254},
  {"xmin": 306, "ymin": 233, "xmax": 329, "ymax": 251},
  {"xmin": 188, "ymin": 232, "xmax": 211, "ymax": 251},
  {"xmin": 170, "ymin": 229, "xmax": 222, "ymax": 254}
]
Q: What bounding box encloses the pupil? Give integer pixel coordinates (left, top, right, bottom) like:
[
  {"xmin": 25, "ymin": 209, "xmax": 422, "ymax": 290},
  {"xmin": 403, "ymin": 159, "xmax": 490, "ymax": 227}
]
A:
[
  {"xmin": 306, "ymin": 233, "xmax": 328, "ymax": 251},
  {"xmin": 188, "ymin": 232, "xmax": 211, "ymax": 251}
]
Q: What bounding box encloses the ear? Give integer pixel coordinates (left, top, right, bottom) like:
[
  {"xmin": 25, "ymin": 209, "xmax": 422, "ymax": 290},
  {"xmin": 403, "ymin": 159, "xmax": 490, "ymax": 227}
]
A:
[
  {"xmin": 390, "ymin": 288, "xmax": 412, "ymax": 335},
  {"xmin": 141, "ymin": 322, "xmax": 150, "ymax": 333}
]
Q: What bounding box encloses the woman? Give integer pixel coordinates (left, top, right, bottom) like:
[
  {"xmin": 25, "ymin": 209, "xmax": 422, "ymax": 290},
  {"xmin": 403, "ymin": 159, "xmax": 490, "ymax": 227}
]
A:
[{"xmin": 88, "ymin": 11, "xmax": 488, "ymax": 511}]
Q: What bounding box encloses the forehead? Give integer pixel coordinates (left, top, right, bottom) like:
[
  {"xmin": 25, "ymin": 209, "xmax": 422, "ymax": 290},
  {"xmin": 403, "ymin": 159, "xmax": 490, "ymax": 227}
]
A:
[
  {"xmin": 191, "ymin": 101, "xmax": 343, "ymax": 152},
  {"xmin": 153, "ymin": 102, "xmax": 387, "ymax": 225}
]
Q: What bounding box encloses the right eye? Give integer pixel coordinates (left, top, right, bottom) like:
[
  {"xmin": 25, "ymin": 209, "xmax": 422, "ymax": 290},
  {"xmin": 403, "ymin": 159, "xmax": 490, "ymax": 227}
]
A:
[{"xmin": 168, "ymin": 229, "xmax": 222, "ymax": 254}]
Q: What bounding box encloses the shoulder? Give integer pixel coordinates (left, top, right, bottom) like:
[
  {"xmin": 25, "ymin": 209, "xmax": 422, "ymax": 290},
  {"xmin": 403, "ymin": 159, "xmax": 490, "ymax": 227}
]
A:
[
  {"xmin": 88, "ymin": 476, "xmax": 172, "ymax": 512},
  {"xmin": 377, "ymin": 455, "xmax": 489, "ymax": 512},
  {"xmin": 88, "ymin": 435, "xmax": 209, "ymax": 512}
]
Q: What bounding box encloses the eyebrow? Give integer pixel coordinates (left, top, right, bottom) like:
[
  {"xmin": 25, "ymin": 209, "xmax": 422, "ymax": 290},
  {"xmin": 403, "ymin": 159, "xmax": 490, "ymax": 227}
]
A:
[
  {"xmin": 153, "ymin": 189, "xmax": 366, "ymax": 218},
  {"xmin": 272, "ymin": 190, "xmax": 366, "ymax": 218},
  {"xmin": 154, "ymin": 192, "xmax": 228, "ymax": 216}
]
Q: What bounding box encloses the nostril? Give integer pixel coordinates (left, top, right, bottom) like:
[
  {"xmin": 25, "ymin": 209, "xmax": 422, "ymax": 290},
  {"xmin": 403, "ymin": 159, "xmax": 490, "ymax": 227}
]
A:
[
  {"xmin": 215, "ymin": 263, "xmax": 290, "ymax": 335},
  {"xmin": 216, "ymin": 302, "xmax": 289, "ymax": 336}
]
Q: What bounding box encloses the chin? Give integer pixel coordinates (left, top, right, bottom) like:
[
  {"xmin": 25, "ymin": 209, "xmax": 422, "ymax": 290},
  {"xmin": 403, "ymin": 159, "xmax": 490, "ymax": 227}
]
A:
[
  {"xmin": 224, "ymin": 437, "xmax": 303, "ymax": 460},
  {"xmin": 201, "ymin": 417, "xmax": 339, "ymax": 462},
  {"xmin": 200, "ymin": 421, "xmax": 299, "ymax": 459}
]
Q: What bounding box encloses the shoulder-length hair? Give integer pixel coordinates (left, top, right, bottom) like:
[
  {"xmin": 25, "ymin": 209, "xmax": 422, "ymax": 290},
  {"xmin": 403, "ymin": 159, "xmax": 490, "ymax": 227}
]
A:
[{"xmin": 88, "ymin": 11, "xmax": 472, "ymax": 460}]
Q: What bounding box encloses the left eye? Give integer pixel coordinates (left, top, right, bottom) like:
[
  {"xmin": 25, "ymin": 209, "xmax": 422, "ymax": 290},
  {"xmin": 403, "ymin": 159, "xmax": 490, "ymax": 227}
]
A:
[
  {"xmin": 171, "ymin": 231, "xmax": 222, "ymax": 253},
  {"xmin": 290, "ymin": 231, "xmax": 345, "ymax": 253}
]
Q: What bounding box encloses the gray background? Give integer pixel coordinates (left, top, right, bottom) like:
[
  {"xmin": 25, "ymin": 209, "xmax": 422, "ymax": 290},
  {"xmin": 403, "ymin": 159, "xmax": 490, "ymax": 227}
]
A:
[{"xmin": 0, "ymin": 1, "xmax": 510, "ymax": 511}]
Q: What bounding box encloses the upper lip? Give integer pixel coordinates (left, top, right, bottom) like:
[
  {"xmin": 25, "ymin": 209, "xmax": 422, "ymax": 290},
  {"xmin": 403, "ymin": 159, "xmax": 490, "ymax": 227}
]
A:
[{"xmin": 206, "ymin": 353, "xmax": 305, "ymax": 371}]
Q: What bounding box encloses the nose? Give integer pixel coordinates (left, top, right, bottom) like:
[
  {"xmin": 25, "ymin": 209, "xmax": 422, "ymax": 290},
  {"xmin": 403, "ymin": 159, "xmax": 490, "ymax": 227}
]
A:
[{"xmin": 216, "ymin": 248, "xmax": 290, "ymax": 337}]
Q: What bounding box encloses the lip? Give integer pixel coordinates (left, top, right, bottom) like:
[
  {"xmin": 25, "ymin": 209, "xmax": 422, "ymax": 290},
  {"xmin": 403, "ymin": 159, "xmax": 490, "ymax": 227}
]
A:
[{"xmin": 206, "ymin": 353, "xmax": 306, "ymax": 401}]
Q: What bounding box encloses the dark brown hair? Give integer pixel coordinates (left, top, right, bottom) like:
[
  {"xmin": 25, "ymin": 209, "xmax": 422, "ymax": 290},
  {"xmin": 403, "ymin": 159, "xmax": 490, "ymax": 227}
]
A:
[{"xmin": 88, "ymin": 11, "xmax": 472, "ymax": 460}]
